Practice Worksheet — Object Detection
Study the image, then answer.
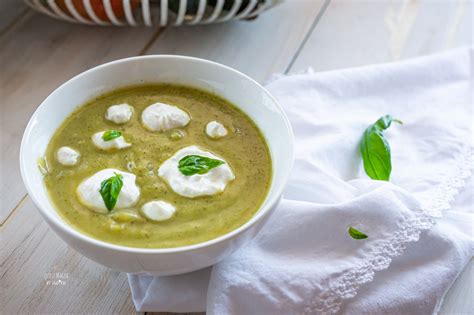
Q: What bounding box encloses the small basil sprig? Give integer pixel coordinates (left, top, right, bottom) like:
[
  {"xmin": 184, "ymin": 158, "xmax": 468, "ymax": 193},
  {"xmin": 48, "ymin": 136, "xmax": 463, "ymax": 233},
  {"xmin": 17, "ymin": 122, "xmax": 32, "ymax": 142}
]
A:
[
  {"xmin": 178, "ymin": 155, "xmax": 225, "ymax": 176},
  {"xmin": 99, "ymin": 173, "xmax": 123, "ymax": 211},
  {"xmin": 360, "ymin": 115, "xmax": 402, "ymax": 181},
  {"xmin": 348, "ymin": 226, "xmax": 368, "ymax": 239},
  {"xmin": 102, "ymin": 130, "xmax": 122, "ymax": 141}
]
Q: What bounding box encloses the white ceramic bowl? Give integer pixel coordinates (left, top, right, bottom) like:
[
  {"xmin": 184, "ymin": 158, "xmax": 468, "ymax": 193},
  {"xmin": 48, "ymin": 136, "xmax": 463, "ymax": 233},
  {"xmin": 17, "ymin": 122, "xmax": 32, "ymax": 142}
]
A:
[{"xmin": 20, "ymin": 55, "xmax": 294, "ymax": 275}]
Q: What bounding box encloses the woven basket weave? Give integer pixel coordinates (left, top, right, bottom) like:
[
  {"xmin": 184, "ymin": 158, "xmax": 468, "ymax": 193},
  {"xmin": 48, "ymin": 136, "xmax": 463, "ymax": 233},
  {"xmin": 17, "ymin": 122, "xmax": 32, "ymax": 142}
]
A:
[{"xmin": 24, "ymin": 0, "xmax": 280, "ymax": 26}]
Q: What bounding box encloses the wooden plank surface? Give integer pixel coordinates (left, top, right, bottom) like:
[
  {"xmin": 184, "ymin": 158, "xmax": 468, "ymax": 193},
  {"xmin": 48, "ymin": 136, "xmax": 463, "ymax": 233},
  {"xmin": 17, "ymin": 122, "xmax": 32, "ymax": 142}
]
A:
[
  {"xmin": 1, "ymin": 199, "xmax": 139, "ymax": 314},
  {"xmin": 145, "ymin": 0, "xmax": 329, "ymax": 82},
  {"xmin": 0, "ymin": 0, "xmax": 28, "ymax": 34},
  {"xmin": 290, "ymin": 0, "xmax": 473, "ymax": 72}
]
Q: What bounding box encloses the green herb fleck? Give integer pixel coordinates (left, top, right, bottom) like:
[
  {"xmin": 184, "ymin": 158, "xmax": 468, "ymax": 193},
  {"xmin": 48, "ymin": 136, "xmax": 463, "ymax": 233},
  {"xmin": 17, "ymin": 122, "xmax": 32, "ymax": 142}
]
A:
[
  {"xmin": 178, "ymin": 155, "xmax": 225, "ymax": 176},
  {"xmin": 102, "ymin": 130, "xmax": 122, "ymax": 141},
  {"xmin": 348, "ymin": 226, "xmax": 368, "ymax": 240},
  {"xmin": 360, "ymin": 115, "xmax": 402, "ymax": 181},
  {"xmin": 99, "ymin": 173, "xmax": 123, "ymax": 211}
]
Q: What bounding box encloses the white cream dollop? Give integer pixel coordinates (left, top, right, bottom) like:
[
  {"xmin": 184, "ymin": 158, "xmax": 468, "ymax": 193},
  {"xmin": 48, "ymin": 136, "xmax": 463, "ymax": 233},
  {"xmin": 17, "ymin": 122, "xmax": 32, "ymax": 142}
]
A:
[
  {"xmin": 92, "ymin": 131, "xmax": 131, "ymax": 151},
  {"xmin": 56, "ymin": 146, "xmax": 80, "ymax": 166},
  {"xmin": 141, "ymin": 200, "xmax": 176, "ymax": 221},
  {"xmin": 105, "ymin": 103, "xmax": 134, "ymax": 124},
  {"xmin": 76, "ymin": 169, "xmax": 140, "ymax": 213},
  {"xmin": 141, "ymin": 102, "xmax": 190, "ymax": 132},
  {"xmin": 205, "ymin": 121, "xmax": 228, "ymax": 139},
  {"xmin": 158, "ymin": 145, "xmax": 235, "ymax": 198}
]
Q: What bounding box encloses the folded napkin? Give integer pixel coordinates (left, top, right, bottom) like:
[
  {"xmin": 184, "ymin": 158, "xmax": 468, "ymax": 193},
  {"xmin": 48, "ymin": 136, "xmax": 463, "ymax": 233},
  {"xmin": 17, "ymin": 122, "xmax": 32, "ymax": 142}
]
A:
[{"xmin": 128, "ymin": 48, "xmax": 473, "ymax": 314}]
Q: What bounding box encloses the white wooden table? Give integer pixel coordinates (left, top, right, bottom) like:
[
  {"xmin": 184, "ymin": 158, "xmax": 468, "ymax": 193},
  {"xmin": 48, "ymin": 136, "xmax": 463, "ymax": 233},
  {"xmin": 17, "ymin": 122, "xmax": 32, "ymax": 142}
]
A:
[{"xmin": 1, "ymin": 1, "xmax": 472, "ymax": 314}]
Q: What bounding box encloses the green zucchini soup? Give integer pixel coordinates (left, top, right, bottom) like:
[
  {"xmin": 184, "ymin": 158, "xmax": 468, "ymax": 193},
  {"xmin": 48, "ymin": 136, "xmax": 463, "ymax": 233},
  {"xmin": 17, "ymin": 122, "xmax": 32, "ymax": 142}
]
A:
[{"xmin": 42, "ymin": 84, "xmax": 272, "ymax": 248}]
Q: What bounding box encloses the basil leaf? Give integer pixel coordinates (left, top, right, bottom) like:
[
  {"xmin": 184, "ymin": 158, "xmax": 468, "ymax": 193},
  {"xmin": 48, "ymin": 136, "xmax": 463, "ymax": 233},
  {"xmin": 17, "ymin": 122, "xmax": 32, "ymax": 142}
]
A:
[
  {"xmin": 178, "ymin": 155, "xmax": 225, "ymax": 176},
  {"xmin": 360, "ymin": 115, "xmax": 402, "ymax": 181},
  {"xmin": 99, "ymin": 173, "xmax": 123, "ymax": 211},
  {"xmin": 348, "ymin": 226, "xmax": 368, "ymax": 239},
  {"xmin": 102, "ymin": 130, "xmax": 122, "ymax": 141}
]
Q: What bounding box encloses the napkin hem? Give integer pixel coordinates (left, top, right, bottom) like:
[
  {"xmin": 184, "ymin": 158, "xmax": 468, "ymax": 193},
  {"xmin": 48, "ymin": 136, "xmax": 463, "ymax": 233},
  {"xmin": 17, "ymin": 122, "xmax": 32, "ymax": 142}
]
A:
[
  {"xmin": 305, "ymin": 145, "xmax": 473, "ymax": 315},
  {"xmin": 421, "ymin": 146, "xmax": 474, "ymax": 217},
  {"xmin": 306, "ymin": 206, "xmax": 434, "ymax": 314}
]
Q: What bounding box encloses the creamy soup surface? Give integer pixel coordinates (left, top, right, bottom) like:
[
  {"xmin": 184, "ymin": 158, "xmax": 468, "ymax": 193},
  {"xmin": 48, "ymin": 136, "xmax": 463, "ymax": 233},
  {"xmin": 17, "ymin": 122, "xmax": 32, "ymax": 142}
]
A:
[{"xmin": 44, "ymin": 85, "xmax": 272, "ymax": 248}]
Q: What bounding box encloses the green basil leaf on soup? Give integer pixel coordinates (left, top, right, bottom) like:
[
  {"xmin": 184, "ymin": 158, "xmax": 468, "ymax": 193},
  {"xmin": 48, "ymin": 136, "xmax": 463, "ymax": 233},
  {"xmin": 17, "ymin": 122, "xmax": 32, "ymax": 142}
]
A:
[
  {"xmin": 360, "ymin": 115, "xmax": 402, "ymax": 181},
  {"xmin": 99, "ymin": 173, "xmax": 123, "ymax": 211},
  {"xmin": 102, "ymin": 130, "xmax": 122, "ymax": 141},
  {"xmin": 348, "ymin": 226, "xmax": 368, "ymax": 240},
  {"xmin": 178, "ymin": 155, "xmax": 225, "ymax": 176}
]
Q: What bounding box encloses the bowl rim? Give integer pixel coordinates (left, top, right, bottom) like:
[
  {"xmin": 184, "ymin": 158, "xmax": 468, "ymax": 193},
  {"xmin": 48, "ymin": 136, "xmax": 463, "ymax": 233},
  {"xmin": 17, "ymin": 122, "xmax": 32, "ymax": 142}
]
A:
[{"xmin": 20, "ymin": 55, "xmax": 294, "ymax": 254}]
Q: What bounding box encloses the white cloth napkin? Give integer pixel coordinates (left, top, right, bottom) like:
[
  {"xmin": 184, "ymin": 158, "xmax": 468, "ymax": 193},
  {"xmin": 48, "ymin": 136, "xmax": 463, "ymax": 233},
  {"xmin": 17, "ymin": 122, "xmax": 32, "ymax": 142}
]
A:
[{"xmin": 128, "ymin": 48, "xmax": 473, "ymax": 314}]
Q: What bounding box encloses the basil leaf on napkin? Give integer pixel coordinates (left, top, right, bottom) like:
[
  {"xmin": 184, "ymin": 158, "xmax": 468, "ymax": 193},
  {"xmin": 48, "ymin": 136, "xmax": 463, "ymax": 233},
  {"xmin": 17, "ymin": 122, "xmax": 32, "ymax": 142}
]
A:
[
  {"xmin": 348, "ymin": 226, "xmax": 368, "ymax": 239},
  {"xmin": 100, "ymin": 173, "xmax": 123, "ymax": 211},
  {"xmin": 102, "ymin": 130, "xmax": 122, "ymax": 141},
  {"xmin": 360, "ymin": 115, "xmax": 402, "ymax": 181},
  {"xmin": 178, "ymin": 155, "xmax": 225, "ymax": 176}
]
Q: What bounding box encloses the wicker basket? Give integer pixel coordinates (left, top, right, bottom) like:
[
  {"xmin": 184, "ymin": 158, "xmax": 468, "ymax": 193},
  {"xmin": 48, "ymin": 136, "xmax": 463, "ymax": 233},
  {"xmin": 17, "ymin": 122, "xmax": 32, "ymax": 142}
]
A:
[{"xmin": 24, "ymin": 0, "xmax": 280, "ymax": 26}]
